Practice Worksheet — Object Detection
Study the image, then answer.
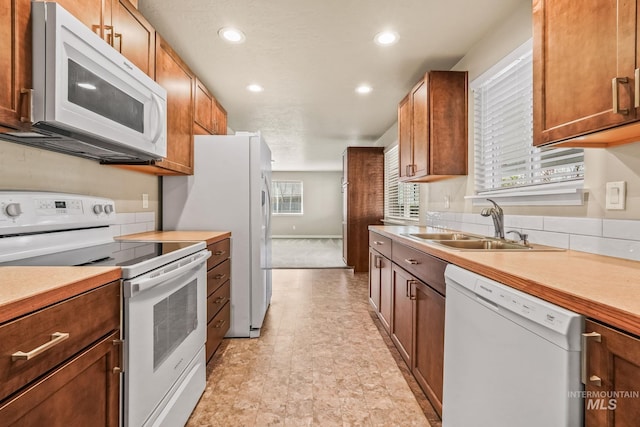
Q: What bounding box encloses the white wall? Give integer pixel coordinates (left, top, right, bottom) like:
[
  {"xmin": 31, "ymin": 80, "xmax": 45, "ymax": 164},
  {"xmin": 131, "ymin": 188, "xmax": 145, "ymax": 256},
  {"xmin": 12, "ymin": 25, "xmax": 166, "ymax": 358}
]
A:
[
  {"xmin": 0, "ymin": 141, "xmax": 160, "ymax": 221},
  {"xmin": 271, "ymin": 171, "xmax": 342, "ymax": 237}
]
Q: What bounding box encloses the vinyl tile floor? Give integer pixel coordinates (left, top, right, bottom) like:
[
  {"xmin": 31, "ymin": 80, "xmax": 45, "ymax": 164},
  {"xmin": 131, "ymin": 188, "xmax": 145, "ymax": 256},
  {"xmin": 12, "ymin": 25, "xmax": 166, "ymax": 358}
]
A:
[{"xmin": 187, "ymin": 269, "xmax": 441, "ymax": 427}]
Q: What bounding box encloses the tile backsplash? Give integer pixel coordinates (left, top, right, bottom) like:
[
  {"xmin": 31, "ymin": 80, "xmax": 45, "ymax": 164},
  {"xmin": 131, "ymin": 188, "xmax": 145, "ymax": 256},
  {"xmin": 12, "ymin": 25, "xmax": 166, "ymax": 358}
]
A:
[
  {"xmin": 426, "ymin": 211, "xmax": 640, "ymax": 262},
  {"xmin": 110, "ymin": 212, "xmax": 156, "ymax": 238}
]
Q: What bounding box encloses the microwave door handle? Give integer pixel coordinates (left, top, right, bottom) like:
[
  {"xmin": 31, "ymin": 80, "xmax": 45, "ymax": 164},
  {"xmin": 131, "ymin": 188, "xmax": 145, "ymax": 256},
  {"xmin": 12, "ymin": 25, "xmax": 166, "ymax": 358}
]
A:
[
  {"xmin": 150, "ymin": 92, "xmax": 164, "ymax": 144},
  {"xmin": 124, "ymin": 250, "xmax": 211, "ymax": 297}
]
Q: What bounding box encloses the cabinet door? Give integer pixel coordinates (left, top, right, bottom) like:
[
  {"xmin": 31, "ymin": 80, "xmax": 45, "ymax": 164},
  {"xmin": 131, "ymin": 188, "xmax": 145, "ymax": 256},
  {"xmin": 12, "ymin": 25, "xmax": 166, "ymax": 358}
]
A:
[
  {"xmin": 584, "ymin": 319, "xmax": 640, "ymax": 427},
  {"xmin": 391, "ymin": 265, "xmax": 414, "ymax": 367},
  {"xmin": 194, "ymin": 78, "xmax": 214, "ymax": 135},
  {"xmin": 378, "ymin": 254, "xmax": 392, "ymax": 333},
  {"xmin": 0, "ymin": 0, "xmax": 31, "ymax": 129},
  {"xmin": 0, "ymin": 331, "xmax": 121, "ymax": 426},
  {"xmin": 412, "ymin": 280, "xmax": 445, "ymax": 417},
  {"xmin": 154, "ymin": 34, "xmax": 195, "ymax": 175},
  {"xmin": 369, "ymin": 248, "xmax": 381, "ymax": 311},
  {"xmin": 51, "ymin": 0, "xmax": 108, "ymax": 39},
  {"xmin": 112, "ymin": 0, "xmax": 155, "ymax": 77},
  {"xmin": 533, "ymin": 0, "xmax": 637, "ymax": 146},
  {"xmin": 411, "ymin": 79, "xmax": 429, "ymax": 178},
  {"xmin": 398, "ymin": 94, "xmax": 412, "ymax": 180},
  {"xmin": 213, "ymin": 99, "xmax": 227, "ymax": 135}
]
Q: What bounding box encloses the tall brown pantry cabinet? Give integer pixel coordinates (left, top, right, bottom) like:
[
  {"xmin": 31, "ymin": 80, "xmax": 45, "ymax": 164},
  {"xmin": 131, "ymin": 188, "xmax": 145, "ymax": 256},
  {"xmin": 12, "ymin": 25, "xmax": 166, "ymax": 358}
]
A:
[{"xmin": 342, "ymin": 147, "xmax": 384, "ymax": 272}]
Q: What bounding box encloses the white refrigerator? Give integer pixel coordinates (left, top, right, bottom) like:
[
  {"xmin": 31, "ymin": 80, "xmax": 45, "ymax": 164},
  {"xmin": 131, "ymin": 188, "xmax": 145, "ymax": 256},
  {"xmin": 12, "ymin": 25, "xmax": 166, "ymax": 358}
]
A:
[{"xmin": 163, "ymin": 132, "xmax": 272, "ymax": 338}]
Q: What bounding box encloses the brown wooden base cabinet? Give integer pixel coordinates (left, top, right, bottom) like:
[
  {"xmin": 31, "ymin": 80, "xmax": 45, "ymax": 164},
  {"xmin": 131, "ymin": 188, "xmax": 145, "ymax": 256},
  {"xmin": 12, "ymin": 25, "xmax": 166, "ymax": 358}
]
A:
[
  {"xmin": 584, "ymin": 319, "xmax": 640, "ymax": 427},
  {"xmin": 0, "ymin": 281, "xmax": 121, "ymax": 426},
  {"xmin": 368, "ymin": 231, "xmax": 393, "ymax": 332},
  {"xmin": 370, "ymin": 234, "xmax": 447, "ymax": 418},
  {"xmin": 205, "ymin": 238, "xmax": 231, "ymax": 362}
]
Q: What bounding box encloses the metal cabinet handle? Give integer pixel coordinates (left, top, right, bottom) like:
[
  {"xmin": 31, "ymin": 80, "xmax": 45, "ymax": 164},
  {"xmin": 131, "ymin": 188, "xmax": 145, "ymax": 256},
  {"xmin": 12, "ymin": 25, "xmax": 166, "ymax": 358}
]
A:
[
  {"xmin": 404, "ymin": 258, "xmax": 419, "ymax": 265},
  {"xmin": 581, "ymin": 331, "xmax": 602, "ymax": 385},
  {"xmin": 20, "ymin": 88, "xmax": 33, "ymax": 123},
  {"xmin": 214, "ymin": 250, "xmax": 226, "ymax": 256},
  {"xmin": 406, "ymin": 279, "xmax": 417, "ymax": 300},
  {"xmin": 373, "ymin": 241, "xmax": 384, "ymax": 246},
  {"xmin": 635, "ymin": 69, "xmax": 639, "ymax": 109},
  {"xmin": 374, "ymin": 255, "xmax": 382, "ymax": 269},
  {"xmin": 214, "ymin": 296, "xmax": 226, "ymax": 304},
  {"xmin": 213, "ymin": 273, "xmax": 226, "ymax": 280},
  {"xmin": 12, "ymin": 332, "xmax": 70, "ymax": 361},
  {"xmin": 612, "ymin": 77, "xmax": 630, "ymax": 115},
  {"xmin": 214, "ymin": 319, "xmax": 226, "ymax": 328}
]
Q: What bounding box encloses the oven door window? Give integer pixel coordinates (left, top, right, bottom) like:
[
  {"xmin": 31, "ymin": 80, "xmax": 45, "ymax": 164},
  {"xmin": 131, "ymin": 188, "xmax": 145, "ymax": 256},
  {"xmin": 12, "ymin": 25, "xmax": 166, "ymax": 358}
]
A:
[{"xmin": 153, "ymin": 279, "xmax": 198, "ymax": 370}]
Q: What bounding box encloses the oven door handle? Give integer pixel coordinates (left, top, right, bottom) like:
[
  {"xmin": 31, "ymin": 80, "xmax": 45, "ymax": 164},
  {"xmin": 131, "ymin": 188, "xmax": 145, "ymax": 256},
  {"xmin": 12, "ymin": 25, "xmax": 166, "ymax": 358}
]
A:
[{"xmin": 124, "ymin": 250, "xmax": 211, "ymax": 297}]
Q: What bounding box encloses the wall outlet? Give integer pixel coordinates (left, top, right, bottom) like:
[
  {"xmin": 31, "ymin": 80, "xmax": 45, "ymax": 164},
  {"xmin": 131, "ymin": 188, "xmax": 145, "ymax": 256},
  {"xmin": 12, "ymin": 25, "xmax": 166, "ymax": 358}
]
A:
[
  {"xmin": 605, "ymin": 181, "xmax": 626, "ymax": 210},
  {"xmin": 142, "ymin": 193, "xmax": 149, "ymax": 209}
]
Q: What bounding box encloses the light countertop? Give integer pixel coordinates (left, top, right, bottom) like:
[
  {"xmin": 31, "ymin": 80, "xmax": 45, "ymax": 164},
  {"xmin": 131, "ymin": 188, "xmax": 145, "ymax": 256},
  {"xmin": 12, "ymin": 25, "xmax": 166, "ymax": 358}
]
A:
[
  {"xmin": 116, "ymin": 230, "xmax": 231, "ymax": 245},
  {"xmin": 370, "ymin": 225, "xmax": 640, "ymax": 336},
  {"xmin": 0, "ymin": 266, "xmax": 121, "ymax": 324}
]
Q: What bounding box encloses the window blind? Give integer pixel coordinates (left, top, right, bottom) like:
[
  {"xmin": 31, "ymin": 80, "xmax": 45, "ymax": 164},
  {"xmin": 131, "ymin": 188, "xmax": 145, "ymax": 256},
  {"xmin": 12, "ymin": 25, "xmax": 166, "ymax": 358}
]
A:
[
  {"xmin": 474, "ymin": 44, "xmax": 584, "ymax": 194},
  {"xmin": 384, "ymin": 145, "xmax": 419, "ymax": 221},
  {"xmin": 272, "ymin": 180, "xmax": 303, "ymax": 214}
]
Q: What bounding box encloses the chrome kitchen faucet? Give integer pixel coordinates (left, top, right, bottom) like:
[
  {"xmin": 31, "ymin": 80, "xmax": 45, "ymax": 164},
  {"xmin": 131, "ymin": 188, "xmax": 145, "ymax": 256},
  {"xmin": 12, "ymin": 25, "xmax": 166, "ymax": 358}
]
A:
[{"xmin": 481, "ymin": 199, "xmax": 505, "ymax": 239}]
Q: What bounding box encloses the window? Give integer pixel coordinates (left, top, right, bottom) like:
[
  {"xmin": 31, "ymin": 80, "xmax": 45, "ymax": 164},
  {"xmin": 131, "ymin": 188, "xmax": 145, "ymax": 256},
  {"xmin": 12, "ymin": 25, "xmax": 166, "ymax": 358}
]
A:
[
  {"xmin": 473, "ymin": 40, "xmax": 584, "ymax": 200},
  {"xmin": 384, "ymin": 145, "xmax": 419, "ymax": 221},
  {"xmin": 271, "ymin": 180, "xmax": 303, "ymax": 214}
]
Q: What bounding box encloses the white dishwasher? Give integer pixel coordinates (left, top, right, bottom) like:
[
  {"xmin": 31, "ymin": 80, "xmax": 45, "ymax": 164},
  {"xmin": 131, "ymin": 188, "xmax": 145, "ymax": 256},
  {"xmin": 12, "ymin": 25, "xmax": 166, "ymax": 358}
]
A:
[{"xmin": 442, "ymin": 265, "xmax": 584, "ymax": 427}]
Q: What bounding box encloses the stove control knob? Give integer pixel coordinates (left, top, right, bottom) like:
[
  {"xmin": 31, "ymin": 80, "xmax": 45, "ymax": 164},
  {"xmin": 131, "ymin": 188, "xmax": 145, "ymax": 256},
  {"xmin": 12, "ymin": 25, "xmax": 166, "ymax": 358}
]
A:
[
  {"xmin": 93, "ymin": 204, "xmax": 104, "ymax": 215},
  {"xmin": 5, "ymin": 202, "xmax": 22, "ymax": 218},
  {"xmin": 104, "ymin": 204, "xmax": 114, "ymax": 214}
]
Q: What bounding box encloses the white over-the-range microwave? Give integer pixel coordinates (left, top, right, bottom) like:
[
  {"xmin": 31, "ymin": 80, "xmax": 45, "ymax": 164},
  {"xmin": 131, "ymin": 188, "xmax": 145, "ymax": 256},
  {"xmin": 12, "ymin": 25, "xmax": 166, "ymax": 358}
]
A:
[{"xmin": 0, "ymin": 1, "xmax": 167, "ymax": 163}]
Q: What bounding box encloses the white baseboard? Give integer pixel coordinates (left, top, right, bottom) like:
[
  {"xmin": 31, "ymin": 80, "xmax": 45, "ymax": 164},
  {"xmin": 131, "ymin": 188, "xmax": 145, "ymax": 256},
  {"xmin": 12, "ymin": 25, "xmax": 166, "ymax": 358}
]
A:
[{"xmin": 272, "ymin": 235, "xmax": 342, "ymax": 239}]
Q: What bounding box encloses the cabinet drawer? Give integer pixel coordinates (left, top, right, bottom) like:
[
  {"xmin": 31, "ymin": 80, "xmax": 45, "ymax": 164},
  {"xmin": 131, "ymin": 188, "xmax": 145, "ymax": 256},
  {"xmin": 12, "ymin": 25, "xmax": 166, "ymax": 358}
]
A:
[
  {"xmin": 207, "ymin": 239, "xmax": 230, "ymax": 269},
  {"xmin": 0, "ymin": 281, "xmax": 120, "ymax": 402},
  {"xmin": 206, "ymin": 302, "xmax": 230, "ymax": 362},
  {"xmin": 207, "ymin": 280, "xmax": 230, "ymax": 323},
  {"xmin": 392, "ymin": 242, "xmax": 447, "ymax": 295},
  {"xmin": 369, "ymin": 231, "xmax": 392, "ymax": 258},
  {"xmin": 0, "ymin": 331, "xmax": 120, "ymax": 426},
  {"xmin": 207, "ymin": 258, "xmax": 230, "ymax": 296}
]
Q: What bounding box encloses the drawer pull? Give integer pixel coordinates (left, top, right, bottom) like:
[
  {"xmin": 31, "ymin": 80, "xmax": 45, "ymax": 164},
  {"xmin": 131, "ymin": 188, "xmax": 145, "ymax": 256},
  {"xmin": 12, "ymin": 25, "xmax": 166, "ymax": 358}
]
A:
[
  {"xmin": 214, "ymin": 319, "xmax": 226, "ymax": 328},
  {"xmin": 404, "ymin": 258, "xmax": 419, "ymax": 265},
  {"xmin": 213, "ymin": 273, "xmax": 226, "ymax": 280},
  {"xmin": 373, "ymin": 241, "xmax": 385, "ymax": 245},
  {"xmin": 12, "ymin": 332, "xmax": 70, "ymax": 361},
  {"xmin": 214, "ymin": 296, "xmax": 226, "ymax": 303},
  {"xmin": 213, "ymin": 250, "xmax": 226, "ymax": 256},
  {"xmin": 612, "ymin": 77, "xmax": 630, "ymax": 115}
]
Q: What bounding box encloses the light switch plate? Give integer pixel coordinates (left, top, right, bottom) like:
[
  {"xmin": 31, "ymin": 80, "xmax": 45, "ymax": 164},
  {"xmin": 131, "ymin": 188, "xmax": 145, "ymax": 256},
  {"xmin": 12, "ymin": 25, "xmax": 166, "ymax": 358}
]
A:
[{"xmin": 605, "ymin": 181, "xmax": 626, "ymax": 210}]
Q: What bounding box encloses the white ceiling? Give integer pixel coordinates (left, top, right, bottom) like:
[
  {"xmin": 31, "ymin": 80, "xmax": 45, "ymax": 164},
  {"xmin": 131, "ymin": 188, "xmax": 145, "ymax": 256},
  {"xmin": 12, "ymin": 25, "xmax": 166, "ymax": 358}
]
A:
[{"xmin": 140, "ymin": 0, "xmax": 524, "ymax": 171}]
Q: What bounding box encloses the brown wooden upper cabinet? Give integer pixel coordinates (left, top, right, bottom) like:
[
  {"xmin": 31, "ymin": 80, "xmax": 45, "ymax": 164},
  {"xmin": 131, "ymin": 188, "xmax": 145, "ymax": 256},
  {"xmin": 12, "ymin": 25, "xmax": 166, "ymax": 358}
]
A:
[
  {"xmin": 152, "ymin": 34, "xmax": 196, "ymax": 175},
  {"xmin": 533, "ymin": 0, "xmax": 640, "ymax": 147},
  {"xmin": 398, "ymin": 71, "xmax": 468, "ymax": 182},
  {"xmin": 111, "ymin": 0, "xmax": 155, "ymax": 77},
  {"xmin": 194, "ymin": 78, "xmax": 215, "ymax": 135},
  {"xmin": 213, "ymin": 98, "xmax": 227, "ymax": 135}
]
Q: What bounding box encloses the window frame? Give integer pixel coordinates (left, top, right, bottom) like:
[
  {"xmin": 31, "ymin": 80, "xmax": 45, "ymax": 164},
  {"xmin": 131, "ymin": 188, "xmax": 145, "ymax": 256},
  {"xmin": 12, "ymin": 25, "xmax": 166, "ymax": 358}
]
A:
[
  {"xmin": 384, "ymin": 144, "xmax": 420, "ymax": 222},
  {"xmin": 271, "ymin": 180, "xmax": 304, "ymax": 215},
  {"xmin": 468, "ymin": 39, "xmax": 585, "ymax": 206}
]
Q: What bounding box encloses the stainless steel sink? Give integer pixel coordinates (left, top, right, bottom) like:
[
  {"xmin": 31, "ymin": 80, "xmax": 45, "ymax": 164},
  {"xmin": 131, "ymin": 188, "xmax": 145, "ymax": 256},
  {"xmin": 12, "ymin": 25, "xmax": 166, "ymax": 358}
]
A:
[
  {"xmin": 434, "ymin": 239, "xmax": 532, "ymax": 250},
  {"xmin": 432, "ymin": 239, "xmax": 565, "ymax": 251},
  {"xmin": 404, "ymin": 232, "xmax": 475, "ymax": 241}
]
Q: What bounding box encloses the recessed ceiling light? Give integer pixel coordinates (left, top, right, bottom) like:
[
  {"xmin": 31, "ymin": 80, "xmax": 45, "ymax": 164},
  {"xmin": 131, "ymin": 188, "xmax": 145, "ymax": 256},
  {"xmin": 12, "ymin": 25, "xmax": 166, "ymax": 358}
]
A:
[
  {"xmin": 247, "ymin": 84, "xmax": 264, "ymax": 93},
  {"xmin": 374, "ymin": 31, "xmax": 399, "ymax": 46},
  {"xmin": 355, "ymin": 84, "xmax": 372, "ymax": 94},
  {"xmin": 218, "ymin": 27, "xmax": 246, "ymax": 43}
]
